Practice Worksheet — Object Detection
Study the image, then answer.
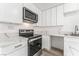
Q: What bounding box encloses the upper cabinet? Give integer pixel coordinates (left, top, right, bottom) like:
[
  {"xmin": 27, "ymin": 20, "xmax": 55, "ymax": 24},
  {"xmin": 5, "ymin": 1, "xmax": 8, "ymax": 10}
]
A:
[
  {"xmin": 41, "ymin": 7, "xmax": 57, "ymax": 26},
  {"xmin": 64, "ymin": 3, "xmax": 79, "ymax": 14},
  {"xmin": 0, "ymin": 3, "xmax": 23, "ymax": 23},
  {"xmin": 57, "ymin": 5, "xmax": 64, "ymax": 25},
  {"xmin": 51, "ymin": 8, "xmax": 57, "ymax": 26},
  {"xmin": 39, "ymin": 4, "xmax": 64, "ymax": 26},
  {"xmin": 42, "ymin": 11, "xmax": 47, "ymax": 26}
]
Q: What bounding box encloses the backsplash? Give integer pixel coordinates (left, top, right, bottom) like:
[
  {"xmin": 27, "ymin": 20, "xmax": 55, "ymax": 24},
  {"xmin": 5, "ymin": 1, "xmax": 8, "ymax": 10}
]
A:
[
  {"xmin": 33, "ymin": 26, "xmax": 62, "ymax": 35},
  {"xmin": 0, "ymin": 23, "xmax": 33, "ymax": 33}
]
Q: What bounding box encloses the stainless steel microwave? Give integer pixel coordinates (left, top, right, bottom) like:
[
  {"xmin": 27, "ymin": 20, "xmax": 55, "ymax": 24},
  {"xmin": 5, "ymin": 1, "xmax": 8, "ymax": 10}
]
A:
[{"xmin": 23, "ymin": 7, "xmax": 38, "ymax": 23}]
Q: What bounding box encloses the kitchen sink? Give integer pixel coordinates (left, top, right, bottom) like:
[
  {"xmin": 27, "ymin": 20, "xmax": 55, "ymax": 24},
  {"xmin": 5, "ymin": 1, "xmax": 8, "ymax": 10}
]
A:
[
  {"xmin": 64, "ymin": 34, "xmax": 79, "ymax": 37},
  {"xmin": 70, "ymin": 34, "xmax": 79, "ymax": 36}
]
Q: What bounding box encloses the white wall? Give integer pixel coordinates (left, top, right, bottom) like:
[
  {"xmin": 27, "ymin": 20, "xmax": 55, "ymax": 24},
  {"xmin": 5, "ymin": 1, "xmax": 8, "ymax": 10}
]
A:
[{"xmin": 61, "ymin": 11, "xmax": 79, "ymax": 33}]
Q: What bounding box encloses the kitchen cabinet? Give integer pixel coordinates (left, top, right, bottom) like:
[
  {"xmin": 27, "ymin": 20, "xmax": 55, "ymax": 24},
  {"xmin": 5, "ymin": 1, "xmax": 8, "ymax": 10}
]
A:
[
  {"xmin": 37, "ymin": 4, "xmax": 64, "ymax": 26},
  {"xmin": 51, "ymin": 36, "xmax": 64, "ymax": 50},
  {"xmin": 57, "ymin": 5, "xmax": 64, "ymax": 25},
  {"xmin": 45, "ymin": 8, "xmax": 57, "ymax": 26},
  {"xmin": 0, "ymin": 3, "xmax": 23, "ymax": 23},
  {"xmin": 64, "ymin": 3, "xmax": 79, "ymax": 14},
  {"xmin": 41, "ymin": 11, "xmax": 47, "ymax": 26},
  {"xmin": 36, "ymin": 9, "xmax": 42, "ymax": 26},
  {"xmin": 64, "ymin": 37, "xmax": 79, "ymax": 56},
  {"xmin": 46, "ymin": 9, "xmax": 52, "ymax": 26},
  {"xmin": 41, "ymin": 7, "xmax": 57, "ymax": 26},
  {"xmin": 51, "ymin": 8, "xmax": 57, "ymax": 26},
  {"xmin": 42, "ymin": 35, "xmax": 51, "ymax": 50},
  {"xmin": 7, "ymin": 46, "xmax": 26, "ymax": 56}
]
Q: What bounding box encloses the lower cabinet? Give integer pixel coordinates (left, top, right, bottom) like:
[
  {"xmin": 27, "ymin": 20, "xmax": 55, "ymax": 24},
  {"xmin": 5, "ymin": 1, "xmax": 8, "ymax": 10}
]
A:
[
  {"xmin": 64, "ymin": 37, "xmax": 79, "ymax": 56},
  {"xmin": 42, "ymin": 35, "xmax": 51, "ymax": 50},
  {"xmin": 6, "ymin": 46, "xmax": 26, "ymax": 56},
  {"xmin": 51, "ymin": 36, "xmax": 64, "ymax": 50}
]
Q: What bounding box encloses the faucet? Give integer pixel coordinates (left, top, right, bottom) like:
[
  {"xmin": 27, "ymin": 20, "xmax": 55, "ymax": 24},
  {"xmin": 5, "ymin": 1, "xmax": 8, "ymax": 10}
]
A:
[{"xmin": 74, "ymin": 25, "xmax": 78, "ymax": 35}]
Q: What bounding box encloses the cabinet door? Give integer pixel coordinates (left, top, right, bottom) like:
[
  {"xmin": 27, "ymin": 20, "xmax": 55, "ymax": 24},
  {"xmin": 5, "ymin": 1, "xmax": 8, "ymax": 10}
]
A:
[
  {"xmin": 51, "ymin": 36, "xmax": 64, "ymax": 50},
  {"xmin": 36, "ymin": 8, "xmax": 42, "ymax": 26},
  {"xmin": 42, "ymin": 8, "xmax": 56, "ymax": 26},
  {"xmin": 64, "ymin": 3, "xmax": 78, "ymax": 13},
  {"xmin": 57, "ymin": 5, "xmax": 64, "ymax": 25},
  {"xmin": 68, "ymin": 42, "xmax": 79, "ymax": 56},
  {"xmin": 64, "ymin": 41, "xmax": 72, "ymax": 56},
  {"xmin": 0, "ymin": 3, "xmax": 22, "ymax": 23},
  {"xmin": 51, "ymin": 8, "xmax": 57, "ymax": 26},
  {"xmin": 46, "ymin": 9, "xmax": 52, "ymax": 26},
  {"xmin": 64, "ymin": 37, "xmax": 79, "ymax": 56},
  {"xmin": 42, "ymin": 11, "xmax": 47, "ymax": 26},
  {"xmin": 7, "ymin": 46, "xmax": 26, "ymax": 56},
  {"xmin": 42, "ymin": 35, "xmax": 51, "ymax": 50}
]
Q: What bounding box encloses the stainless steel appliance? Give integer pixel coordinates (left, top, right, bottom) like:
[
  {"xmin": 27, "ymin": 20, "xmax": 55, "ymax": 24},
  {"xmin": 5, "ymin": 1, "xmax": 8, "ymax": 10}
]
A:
[
  {"xmin": 28, "ymin": 35, "xmax": 42, "ymax": 56},
  {"xmin": 23, "ymin": 7, "xmax": 38, "ymax": 23},
  {"xmin": 19, "ymin": 29, "xmax": 42, "ymax": 56}
]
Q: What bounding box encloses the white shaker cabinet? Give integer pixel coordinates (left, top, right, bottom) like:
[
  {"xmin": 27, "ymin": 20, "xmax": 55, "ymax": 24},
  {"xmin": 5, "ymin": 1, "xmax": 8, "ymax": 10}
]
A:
[
  {"xmin": 57, "ymin": 5, "xmax": 64, "ymax": 25},
  {"xmin": 0, "ymin": 3, "xmax": 23, "ymax": 23},
  {"xmin": 41, "ymin": 11, "xmax": 47, "ymax": 26},
  {"xmin": 46, "ymin": 9, "xmax": 52, "ymax": 26},
  {"xmin": 41, "ymin": 5, "xmax": 64, "ymax": 26},
  {"xmin": 41, "ymin": 7, "xmax": 57, "ymax": 26},
  {"xmin": 64, "ymin": 37, "xmax": 79, "ymax": 56},
  {"xmin": 42, "ymin": 9, "xmax": 52, "ymax": 26},
  {"xmin": 47, "ymin": 8, "xmax": 57, "ymax": 26},
  {"xmin": 51, "ymin": 8, "xmax": 57, "ymax": 26},
  {"xmin": 7, "ymin": 46, "xmax": 26, "ymax": 56},
  {"xmin": 42, "ymin": 35, "xmax": 51, "ymax": 50},
  {"xmin": 36, "ymin": 9, "xmax": 42, "ymax": 26}
]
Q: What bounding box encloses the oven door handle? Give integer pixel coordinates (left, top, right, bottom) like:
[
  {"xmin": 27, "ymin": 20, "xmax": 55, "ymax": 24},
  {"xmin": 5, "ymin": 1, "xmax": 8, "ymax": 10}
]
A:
[
  {"xmin": 29, "ymin": 37, "xmax": 42, "ymax": 43},
  {"xmin": 14, "ymin": 44, "xmax": 22, "ymax": 48}
]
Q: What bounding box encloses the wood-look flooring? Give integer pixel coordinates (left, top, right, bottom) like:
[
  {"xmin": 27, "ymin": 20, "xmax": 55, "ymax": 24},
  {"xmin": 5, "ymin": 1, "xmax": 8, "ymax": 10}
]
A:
[{"xmin": 41, "ymin": 48, "xmax": 64, "ymax": 56}]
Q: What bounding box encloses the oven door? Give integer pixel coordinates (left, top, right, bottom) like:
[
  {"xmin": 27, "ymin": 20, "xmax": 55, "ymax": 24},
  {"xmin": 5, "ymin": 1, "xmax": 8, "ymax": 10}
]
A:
[{"xmin": 28, "ymin": 37, "xmax": 42, "ymax": 56}]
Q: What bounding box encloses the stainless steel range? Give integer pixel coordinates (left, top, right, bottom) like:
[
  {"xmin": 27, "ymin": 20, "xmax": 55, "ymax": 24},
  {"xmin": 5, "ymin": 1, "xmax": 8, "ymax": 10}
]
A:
[{"xmin": 19, "ymin": 29, "xmax": 42, "ymax": 56}]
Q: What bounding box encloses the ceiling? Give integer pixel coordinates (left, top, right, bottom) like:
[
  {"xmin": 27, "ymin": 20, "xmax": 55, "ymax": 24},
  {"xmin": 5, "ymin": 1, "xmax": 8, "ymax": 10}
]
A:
[{"xmin": 33, "ymin": 3, "xmax": 63, "ymax": 11}]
